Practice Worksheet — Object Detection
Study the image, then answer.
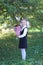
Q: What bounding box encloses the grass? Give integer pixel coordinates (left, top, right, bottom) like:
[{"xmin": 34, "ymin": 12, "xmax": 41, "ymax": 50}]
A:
[{"xmin": 0, "ymin": 32, "xmax": 43, "ymax": 65}]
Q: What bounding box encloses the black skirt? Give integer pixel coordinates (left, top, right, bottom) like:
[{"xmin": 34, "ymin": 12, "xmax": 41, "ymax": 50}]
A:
[{"xmin": 19, "ymin": 37, "xmax": 27, "ymax": 48}]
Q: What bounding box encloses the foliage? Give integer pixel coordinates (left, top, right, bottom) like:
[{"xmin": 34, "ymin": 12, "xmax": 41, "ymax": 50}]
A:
[{"xmin": 0, "ymin": 0, "xmax": 43, "ymax": 25}]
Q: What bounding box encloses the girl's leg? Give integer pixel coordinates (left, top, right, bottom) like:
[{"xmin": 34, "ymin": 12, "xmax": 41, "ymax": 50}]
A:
[{"xmin": 21, "ymin": 49, "xmax": 26, "ymax": 60}]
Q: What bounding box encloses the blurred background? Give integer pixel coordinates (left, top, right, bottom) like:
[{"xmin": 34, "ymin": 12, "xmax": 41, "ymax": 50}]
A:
[{"xmin": 0, "ymin": 0, "xmax": 43, "ymax": 65}]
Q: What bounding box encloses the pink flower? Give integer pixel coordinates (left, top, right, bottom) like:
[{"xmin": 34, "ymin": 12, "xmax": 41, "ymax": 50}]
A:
[{"xmin": 14, "ymin": 26, "xmax": 21, "ymax": 36}]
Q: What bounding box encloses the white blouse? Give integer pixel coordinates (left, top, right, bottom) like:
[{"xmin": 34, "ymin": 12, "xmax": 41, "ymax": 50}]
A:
[{"xmin": 18, "ymin": 26, "xmax": 27, "ymax": 38}]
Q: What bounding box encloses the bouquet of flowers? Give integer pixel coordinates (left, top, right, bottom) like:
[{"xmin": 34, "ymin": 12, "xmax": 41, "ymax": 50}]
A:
[{"xmin": 14, "ymin": 25, "xmax": 21, "ymax": 36}]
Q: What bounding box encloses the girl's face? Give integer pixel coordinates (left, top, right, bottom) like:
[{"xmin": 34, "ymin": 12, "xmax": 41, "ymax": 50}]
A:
[{"xmin": 21, "ymin": 19, "xmax": 26, "ymax": 26}]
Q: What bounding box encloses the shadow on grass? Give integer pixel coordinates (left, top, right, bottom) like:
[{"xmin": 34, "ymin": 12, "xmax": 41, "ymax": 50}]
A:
[{"xmin": 0, "ymin": 32, "xmax": 43, "ymax": 65}]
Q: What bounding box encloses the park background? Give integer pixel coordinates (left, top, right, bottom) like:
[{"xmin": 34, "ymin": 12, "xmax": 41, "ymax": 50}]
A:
[{"xmin": 0, "ymin": 0, "xmax": 43, "ymax": 65}]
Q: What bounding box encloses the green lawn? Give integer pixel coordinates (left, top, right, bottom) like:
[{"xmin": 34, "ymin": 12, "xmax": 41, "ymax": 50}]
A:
[{"xmin": 0, "ymin": 32, "xmax": 43, "ymax": 65}]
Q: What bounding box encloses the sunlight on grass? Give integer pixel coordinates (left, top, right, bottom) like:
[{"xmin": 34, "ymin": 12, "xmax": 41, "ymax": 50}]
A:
[
  {"xmin": 0, "ymin": 28, "xmax": 16, "ymax": 39},
  {"xmin": 29, "ymin": 28, "xmax": 41, "ymax": 32},
  {"xmin": 27, "ymin": 35, "xmax": 32, "ymax": 38}
]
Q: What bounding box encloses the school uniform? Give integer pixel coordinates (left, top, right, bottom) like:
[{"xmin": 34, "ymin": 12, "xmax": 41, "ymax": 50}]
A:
[{"xmin": 18, "ymin": 26, "xmax": 27, "ymax": 60}]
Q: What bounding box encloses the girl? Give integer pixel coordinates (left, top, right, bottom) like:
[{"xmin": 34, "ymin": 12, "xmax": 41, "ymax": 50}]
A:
[
  {"xmin": 18, "ymin": 19, "xmax": 28, "ymax": 60},
  {"xmin": 20, "ymin": 19, "xmax": 30, "ymax": 28}
]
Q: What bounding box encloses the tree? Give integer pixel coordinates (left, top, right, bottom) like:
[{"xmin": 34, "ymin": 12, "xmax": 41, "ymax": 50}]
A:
[{"xmin": 0, "ymin": 0, "xmax": 43, "ymax": 25}]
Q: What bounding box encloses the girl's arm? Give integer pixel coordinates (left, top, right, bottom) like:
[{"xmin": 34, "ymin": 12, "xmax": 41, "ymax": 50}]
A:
[{"xmin": 18, "ymin": 28, "xmax": 27, "ymax": 38}]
